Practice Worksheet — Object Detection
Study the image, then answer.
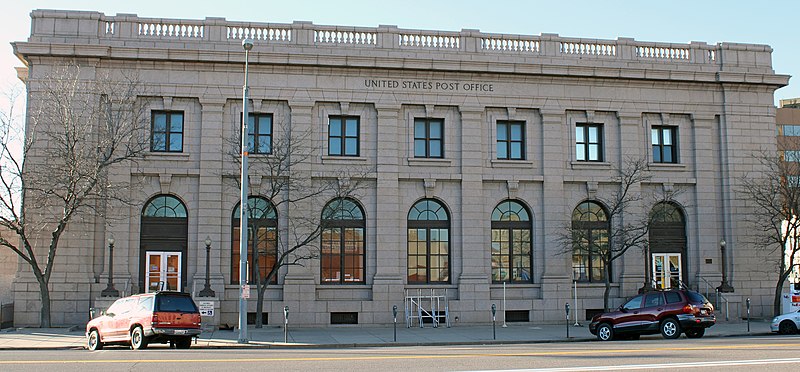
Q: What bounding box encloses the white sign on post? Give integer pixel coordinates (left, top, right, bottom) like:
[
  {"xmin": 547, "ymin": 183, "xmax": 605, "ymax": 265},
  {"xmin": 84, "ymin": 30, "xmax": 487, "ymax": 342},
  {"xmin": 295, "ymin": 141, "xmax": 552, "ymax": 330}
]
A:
[
  {"xmin": 242, "ymin": 284, "xmax": 250, "ymax": 299},
  {"xmin": 198, "ymin": 301, "xmax": 214, "ymax": 317}
]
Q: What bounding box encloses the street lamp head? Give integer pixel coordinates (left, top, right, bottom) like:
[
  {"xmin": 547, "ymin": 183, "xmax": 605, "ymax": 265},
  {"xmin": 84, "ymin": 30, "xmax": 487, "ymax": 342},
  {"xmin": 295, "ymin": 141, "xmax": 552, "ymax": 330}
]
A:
[
  {"xmin": 107, "ymin": 236, "xmax": 115, "ymax": 245},
  {"xmin": 205, "ymin": 236, "xmax": 212, "ymax": 247},
  {"xmin": 242, "ymin": 38, "xmax": 254, "ymax": 51},
  {"xmin": 720, "ymin": 238, "xmax": 726, "ymax": 247}
]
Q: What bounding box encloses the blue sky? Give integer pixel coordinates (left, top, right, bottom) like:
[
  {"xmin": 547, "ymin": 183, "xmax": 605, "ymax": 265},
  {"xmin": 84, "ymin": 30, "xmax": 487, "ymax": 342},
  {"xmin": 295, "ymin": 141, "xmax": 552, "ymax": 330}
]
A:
[{"xmin": 2, "ymin": 0, "xmax": 796, "ymax": 104}]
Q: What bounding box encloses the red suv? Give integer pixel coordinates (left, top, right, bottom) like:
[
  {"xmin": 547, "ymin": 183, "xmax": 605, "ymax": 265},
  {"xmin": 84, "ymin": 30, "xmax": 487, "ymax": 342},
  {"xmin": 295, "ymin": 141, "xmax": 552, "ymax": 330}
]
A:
[
  {"xmin": 86, "ymin": 291, "xmax": 201, "ymax": 350},
  {"xmin": 589, "ymin": 289, "xmax": 715, "ymax": 341}
]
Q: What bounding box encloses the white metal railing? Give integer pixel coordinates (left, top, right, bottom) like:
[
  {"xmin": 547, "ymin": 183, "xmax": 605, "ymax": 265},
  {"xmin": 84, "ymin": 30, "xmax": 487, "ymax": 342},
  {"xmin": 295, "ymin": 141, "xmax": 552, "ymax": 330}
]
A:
[{"xmin": 404, "ymin": 288, "xmax": 450, "ymax": 328}]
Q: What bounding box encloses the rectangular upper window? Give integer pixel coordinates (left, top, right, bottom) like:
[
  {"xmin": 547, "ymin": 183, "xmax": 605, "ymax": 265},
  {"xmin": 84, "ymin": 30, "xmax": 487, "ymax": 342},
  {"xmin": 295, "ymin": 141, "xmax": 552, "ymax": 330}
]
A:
[
  {"xmin": 652, "ymin": 126, "xmax": 678, "ymax": 163},
  {"xmin": 414, "ymin": 118, "xmax": 444, "ymax": 158},
  {"xmin": 497, "ymin": 120, "xmax": 525, "ymax": 160},
  {"xmin": 575, "ymin": 123, "xmax": 603, "ymax": 162},
  {"xmin": 782, "ymin": 125, "xmax": 800, "ymax": 136},
  {"xmin": 328, "ymin": 116, "xmax": 360, "ymax": 156},
  {"xmin": 784, "ymin": 150, "xmax": 800, "ymax": 162},
  {"xmin": 247, "ymin": 113, "xmax": 272, "ymax": 155},
  {"xmin": 151, "ymin": 111, "xmax": 184, "ymax": 152}
]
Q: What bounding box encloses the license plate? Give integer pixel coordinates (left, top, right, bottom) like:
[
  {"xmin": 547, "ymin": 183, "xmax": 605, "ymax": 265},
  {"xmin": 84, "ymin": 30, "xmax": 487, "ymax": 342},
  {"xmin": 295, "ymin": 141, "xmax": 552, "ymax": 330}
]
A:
[
  {"xmin": 700, "ymin": 310, "xmax": 707, "ymax": 315},
  {"xmin": 174, "ymin": 330, "xmax": 187, "ymax": 335}
]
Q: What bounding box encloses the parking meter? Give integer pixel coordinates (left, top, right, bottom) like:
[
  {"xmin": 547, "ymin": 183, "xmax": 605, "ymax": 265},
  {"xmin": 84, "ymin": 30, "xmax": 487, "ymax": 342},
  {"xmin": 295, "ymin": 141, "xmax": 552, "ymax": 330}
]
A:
[
  {"xmin": 284, "ymin": 305, "xmax": 289, "ymax": 322},
  {"xmin": 392, "ymin": 305, "xmax": 398, "ymax": 342},
  {"xmin": 565, "ymin": 302, "xmax": 571, "ymax": 338},
  {"xmin": 491, "ymin": 304, "xmax": 497, "ymax": 340},
  {"xmin": 283, "ymin": 306, "xmax": 289, "ymax": 343},
  {"xmin": 746, "ymin": 298, "xmax": 751, "ymax": 332}
]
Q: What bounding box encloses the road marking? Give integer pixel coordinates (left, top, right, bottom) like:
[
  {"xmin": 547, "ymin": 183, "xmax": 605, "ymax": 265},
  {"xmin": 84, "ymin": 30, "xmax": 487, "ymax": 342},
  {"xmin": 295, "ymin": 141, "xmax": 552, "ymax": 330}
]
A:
[
  {"xmin": 469, "ymin": 357, "xmax": 800, "ymax": 371},
  {"xmin": 0, "ymin": 342, "xmax": 797, "ymax": 365}
]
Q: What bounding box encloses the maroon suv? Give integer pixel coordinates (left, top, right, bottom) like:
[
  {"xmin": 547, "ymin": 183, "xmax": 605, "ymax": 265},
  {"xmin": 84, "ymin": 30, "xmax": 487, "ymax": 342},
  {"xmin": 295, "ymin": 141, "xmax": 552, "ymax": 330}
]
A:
[
  {"xmin": 589, "ymin": 289, "xmax": 715, "ymax": 341},
  {"xmin": 86, "ymin": 291, "xmax": 201, "ymax": 350}
]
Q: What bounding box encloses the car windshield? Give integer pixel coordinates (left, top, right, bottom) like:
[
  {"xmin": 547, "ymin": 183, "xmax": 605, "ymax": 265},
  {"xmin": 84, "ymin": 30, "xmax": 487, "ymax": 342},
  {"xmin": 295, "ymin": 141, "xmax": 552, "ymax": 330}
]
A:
[
  {"xmin": 155, "ymin": 295, "xmax": 198, "ymax": 312},
  {"xmin": 685, "ymin": 291, "xmax": 709, "ymax": 304}
]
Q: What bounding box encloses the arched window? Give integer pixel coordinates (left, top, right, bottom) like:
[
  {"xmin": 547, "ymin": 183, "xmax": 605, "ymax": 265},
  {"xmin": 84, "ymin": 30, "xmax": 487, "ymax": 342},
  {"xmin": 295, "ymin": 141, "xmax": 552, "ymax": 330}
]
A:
[
  {"xmin": 231, "ymin": 197, "xmax": 277, "ymax": 284},
  {"xmin": 491, "ymin": 200, "xmax": 532, "ymax": 283},
  {"xmin": 320, "ymin": 198, "xmax": 365, "ymax": 284},
  {"xmin": 407, "ymin": 199, "xmax": 450, "ymax": 284},
  {"xmin": 571, "ymin": 201, "xmax": 609, "ymax": 282},
  {"xmin": 140, "ymin": 195, "xmax": 188, "ymax": 292}
]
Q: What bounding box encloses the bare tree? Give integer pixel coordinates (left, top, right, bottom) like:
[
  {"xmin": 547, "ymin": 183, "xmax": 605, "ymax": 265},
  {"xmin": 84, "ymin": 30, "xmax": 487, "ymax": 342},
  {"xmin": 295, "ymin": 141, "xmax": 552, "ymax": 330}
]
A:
[
  {"xmin": 556, "ymin": 157, "xmax": 654, "ymax": 311},
  {"xmin": 0, "ymin": 63, "xmax": 149, "ymax": 327},
  {"xmin": 740, "ymin": 144, "xmax": 800, "ymax": 317},
  {"xmin": 227, "ymin": 124, "xmax": 368, "ymax": 328}
]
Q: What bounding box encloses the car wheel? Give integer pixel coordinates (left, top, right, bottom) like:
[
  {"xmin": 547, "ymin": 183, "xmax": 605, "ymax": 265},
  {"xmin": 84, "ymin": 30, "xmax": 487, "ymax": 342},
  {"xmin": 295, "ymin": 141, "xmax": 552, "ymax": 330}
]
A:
[
  {"xmin": 175, "ymin": 337, "xmax": 192, "ymax": 349},
  {"xmin": 597, "ymin": 323, "xmax": 614, "ymax": 341},
  {"xmin": 661, "ymin": 318, "xmax": 681, "ymax": 339},
  {"xmin": 779, "ymin": 320, "xmax": 798, "ymax": 335},
  {"xmin": 685, "ymin": 328, "xmax": 705, "ymax": 338},
  {"xmin": 130, "ymin": 326, "xmax": 148, "ymax": 350},
  {"xmin": 87, "ymin": 329, "xmax": 103, "ymax": 351}
]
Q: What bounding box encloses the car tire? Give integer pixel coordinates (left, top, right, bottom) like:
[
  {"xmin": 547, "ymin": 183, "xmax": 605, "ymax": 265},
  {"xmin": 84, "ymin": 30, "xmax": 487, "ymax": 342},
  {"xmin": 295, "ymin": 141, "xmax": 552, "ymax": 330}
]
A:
[
  {"xmin": 685, "ymin": 328, "xmax": 705, "ymax": 338},
  {"xmin": 660, "ymin": 318, "xmax": 681, "ymax": 339},
  {"xmin": 175, "ymin": 337, "xmax": 192, "ymax": 349},
  {"xmin": 130, "ymin": 326, "xmax": 148, "ymax": 350},
  {"xmin": 779, "ymin": 320, "xmax": 798, "ymax": 335},
  {"xmin": 87, "ymin": 329, "xmax": 103, "ymax": 351},
  {"xmin": 597, "ymin": 323, "xmax": 614, "ymax": 341}
]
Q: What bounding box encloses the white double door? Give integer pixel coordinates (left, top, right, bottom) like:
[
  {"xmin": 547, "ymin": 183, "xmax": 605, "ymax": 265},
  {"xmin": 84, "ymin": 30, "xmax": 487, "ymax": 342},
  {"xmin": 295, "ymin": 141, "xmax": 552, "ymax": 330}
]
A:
[
  {"xmin": 652, "ymin": 253, "xmax": 682, "ymax": 290},
  {"xmin": 145, "ymin": 251, "xmax": 181, "ymax": 292}
]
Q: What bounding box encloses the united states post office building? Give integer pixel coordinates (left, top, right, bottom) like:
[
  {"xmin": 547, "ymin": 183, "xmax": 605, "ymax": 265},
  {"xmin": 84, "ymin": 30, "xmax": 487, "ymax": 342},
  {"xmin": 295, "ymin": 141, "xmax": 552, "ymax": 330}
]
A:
[{"xmin": 9, "ymin": 10, "xmax": 789, "ymax": 327}]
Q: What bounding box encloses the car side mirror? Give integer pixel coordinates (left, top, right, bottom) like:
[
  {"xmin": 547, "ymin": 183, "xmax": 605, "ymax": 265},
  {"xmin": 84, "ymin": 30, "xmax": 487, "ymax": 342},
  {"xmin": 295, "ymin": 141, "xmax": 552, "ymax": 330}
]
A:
[
  {"xmin": 105, "ymin": 312, "xmax": 114, "ymax": 318},
  {"xmin": 618, "ymin": 306, "xmax": 627, "ymax": 313}
]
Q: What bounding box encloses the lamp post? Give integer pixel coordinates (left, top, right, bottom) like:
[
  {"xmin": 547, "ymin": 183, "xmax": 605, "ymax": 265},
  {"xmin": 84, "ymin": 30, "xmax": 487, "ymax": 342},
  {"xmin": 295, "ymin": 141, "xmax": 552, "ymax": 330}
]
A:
[
  {"xmin": 101, "ymin": 236, "xmax": 119, "ymax": 297},
  {"xmin": 198, "ymin": 236, "xmax": 215, "ymax": 297},
  {"xmin": 238, "ymin": 38, "xmax": 254, "ymax": 344},
  {"xmin": 717, "ymin": 238, "xmax": 734, "ymax": 293}
]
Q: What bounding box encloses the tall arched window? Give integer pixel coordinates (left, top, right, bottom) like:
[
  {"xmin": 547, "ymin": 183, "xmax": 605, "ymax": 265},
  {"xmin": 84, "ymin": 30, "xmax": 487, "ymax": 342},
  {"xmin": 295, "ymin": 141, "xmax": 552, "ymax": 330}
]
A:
[
  {"xmin": 320, "ymin": 198, "xmax": 365, "ymax": 284},
  {"xmin": 140, "ymin": 195, "xmax": 188, "ymax": 292},
  {"xmin": 231, "ymin": 197, "xmax": 277, "ymax": 284},
  {"xmin": 571, "ymin": 201, "xmax": 609, "ymax": 282},
  {"xmin": 649, "ymin": 202, "xmax": 687, "ymax": 289},
  {"xmin": 491, "ymin": 200, "xmax": 532, "ymax": 283},
  {"xmin": 407, "ymin": 199, "xmax": 450, "ymax": 284}
]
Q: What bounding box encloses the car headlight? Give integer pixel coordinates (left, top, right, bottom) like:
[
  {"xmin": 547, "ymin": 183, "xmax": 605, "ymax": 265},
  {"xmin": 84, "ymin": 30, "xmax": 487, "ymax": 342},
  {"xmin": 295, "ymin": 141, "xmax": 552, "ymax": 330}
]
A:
[{"xmin": 772, "ymin": 317, "xmax": 779, "ymax": 323}]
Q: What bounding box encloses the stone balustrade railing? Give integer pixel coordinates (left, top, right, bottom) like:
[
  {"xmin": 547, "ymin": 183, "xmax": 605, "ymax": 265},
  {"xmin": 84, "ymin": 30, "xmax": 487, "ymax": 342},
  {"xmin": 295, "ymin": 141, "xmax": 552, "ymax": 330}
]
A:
[{"xmin": 24, "ymin": 10, "xmax": 777, "ymax": 71}]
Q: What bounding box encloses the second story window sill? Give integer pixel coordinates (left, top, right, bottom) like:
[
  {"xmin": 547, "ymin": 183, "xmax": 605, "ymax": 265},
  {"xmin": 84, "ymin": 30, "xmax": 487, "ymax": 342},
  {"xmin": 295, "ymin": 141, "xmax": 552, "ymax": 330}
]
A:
[
  {"xmin": 321, "ymin": 155, "xmax": 369, "ymax": 164},
  {"xmin": 491, "ymin": 159, "xmax": 534, "ymax": 168},
  {"xmin": 145, "ymin": 152, "xmax": 191, "ymax": 161},
  {"xmin": 570, "ymin": 161, "xmax": 611, "ymax": 169},
  {"xmin": 407, "ymin": 157, "xmax": 452, "ymax": 167},
  {"xmin": 648, "ymin": 162, "xmax": 687, "ymax": 170}
]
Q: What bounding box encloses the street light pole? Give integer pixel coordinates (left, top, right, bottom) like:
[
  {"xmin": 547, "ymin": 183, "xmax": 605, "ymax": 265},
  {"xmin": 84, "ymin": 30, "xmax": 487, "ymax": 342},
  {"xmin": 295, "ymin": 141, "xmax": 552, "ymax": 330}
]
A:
[
  {"xmin": 101, "ymin": 236, "xmax": 119, "ymax": 297},
  {"xmin": 238, "ymin": 38, "xmax": 254, "ymax": 344},
  {"xmin": 199, "ymin": 236, "xmax": 215, "ymax": 297},
  {"xmin": 717, "ymin": 238, "xmax": 734, "ymax": 293}
]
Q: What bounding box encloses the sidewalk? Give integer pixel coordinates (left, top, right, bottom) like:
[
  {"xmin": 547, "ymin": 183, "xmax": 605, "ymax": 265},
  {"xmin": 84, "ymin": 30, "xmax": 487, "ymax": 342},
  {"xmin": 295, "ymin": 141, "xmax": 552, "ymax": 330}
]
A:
[{"xmin": 0, "ymin": 321, "xmax": 774, "ymax": 350}]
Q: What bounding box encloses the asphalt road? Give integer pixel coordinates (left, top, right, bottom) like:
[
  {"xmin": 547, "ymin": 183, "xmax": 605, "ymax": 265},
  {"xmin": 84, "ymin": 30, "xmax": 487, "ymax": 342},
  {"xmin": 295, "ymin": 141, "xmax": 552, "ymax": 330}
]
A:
[{"xmin": 1, "ymin": 335, "xmax": 798, "ymax": 371}]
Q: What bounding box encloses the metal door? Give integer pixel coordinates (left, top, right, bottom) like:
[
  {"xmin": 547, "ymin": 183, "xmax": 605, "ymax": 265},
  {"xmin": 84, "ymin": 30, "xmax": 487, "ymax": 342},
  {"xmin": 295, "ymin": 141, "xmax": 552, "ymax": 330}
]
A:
[{"xmin": 145, "ymin": 252, "xmax": 182, "ymax": 292}]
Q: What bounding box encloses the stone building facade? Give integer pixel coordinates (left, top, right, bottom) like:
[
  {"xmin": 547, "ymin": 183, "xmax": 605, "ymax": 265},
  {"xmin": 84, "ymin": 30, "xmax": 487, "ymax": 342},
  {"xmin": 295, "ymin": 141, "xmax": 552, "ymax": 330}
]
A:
[{"xmin": 9, "ymin": 9, "xmax": 789, "ymax": 326}]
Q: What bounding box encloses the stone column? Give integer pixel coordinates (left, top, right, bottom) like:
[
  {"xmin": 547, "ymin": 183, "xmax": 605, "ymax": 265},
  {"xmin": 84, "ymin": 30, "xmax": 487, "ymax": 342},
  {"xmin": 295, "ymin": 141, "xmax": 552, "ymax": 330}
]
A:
[
  {"xmin": 691, "ymin": 113, "xmax": 722, "ymax": 285},
  {"xmin": 616, "ymin": 112, "xmax": 646, "ymax": 295}
]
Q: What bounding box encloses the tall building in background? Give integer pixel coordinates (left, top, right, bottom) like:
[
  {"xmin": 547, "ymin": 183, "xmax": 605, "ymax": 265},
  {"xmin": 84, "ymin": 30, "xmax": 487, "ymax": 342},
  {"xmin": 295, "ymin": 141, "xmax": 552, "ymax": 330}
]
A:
[{"xmin": 8, "ymin": 10, "xmax": 789, "ymax": 327}]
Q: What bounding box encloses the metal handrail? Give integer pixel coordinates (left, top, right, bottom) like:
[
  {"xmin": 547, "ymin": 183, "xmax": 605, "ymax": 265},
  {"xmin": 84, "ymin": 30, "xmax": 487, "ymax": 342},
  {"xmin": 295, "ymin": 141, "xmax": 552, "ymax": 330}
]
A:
[{"xmin": 697, "ymin": 276, "xmax": 730, "ymax": 321}]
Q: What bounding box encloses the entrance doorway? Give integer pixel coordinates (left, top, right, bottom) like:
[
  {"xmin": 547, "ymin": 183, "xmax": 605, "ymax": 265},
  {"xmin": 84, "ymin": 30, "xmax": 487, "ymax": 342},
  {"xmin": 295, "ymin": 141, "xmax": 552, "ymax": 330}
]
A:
[
  {"xmin": 652, "ymin": 253, "xmax": 681, "ymax": 290},
  {"xmin": 145, "ymin": 252, "xmax": 182, "ymax": 292}
]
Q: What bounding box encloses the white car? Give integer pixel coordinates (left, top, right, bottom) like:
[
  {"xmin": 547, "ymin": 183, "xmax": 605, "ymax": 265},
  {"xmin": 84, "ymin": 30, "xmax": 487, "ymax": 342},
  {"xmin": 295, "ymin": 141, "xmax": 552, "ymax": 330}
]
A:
[{"xmin": 771, "ymin": 309, "xmax": 800, "ymax": 334}]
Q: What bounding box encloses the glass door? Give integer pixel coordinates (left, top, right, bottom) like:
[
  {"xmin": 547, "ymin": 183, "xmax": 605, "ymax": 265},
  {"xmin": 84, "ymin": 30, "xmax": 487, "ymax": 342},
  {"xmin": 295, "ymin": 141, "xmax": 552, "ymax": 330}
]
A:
[
  {"xmin": 145, "ymin": 252, "xmax": 182, "ymax": 292},
  {"xmin": 652, "ymin": 253, "xmax": 681, "ymax": 290}
]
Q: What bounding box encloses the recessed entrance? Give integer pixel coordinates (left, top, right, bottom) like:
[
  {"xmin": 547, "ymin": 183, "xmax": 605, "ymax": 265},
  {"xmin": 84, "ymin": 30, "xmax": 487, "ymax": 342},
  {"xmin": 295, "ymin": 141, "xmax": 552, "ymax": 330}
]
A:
[
  {"xmin": 652, "ymin": 253, "xmax": 682, "ymax": 290},
  {"xmin": 145, "ymin": 251, "xmax": 182, "ymax": 292}
]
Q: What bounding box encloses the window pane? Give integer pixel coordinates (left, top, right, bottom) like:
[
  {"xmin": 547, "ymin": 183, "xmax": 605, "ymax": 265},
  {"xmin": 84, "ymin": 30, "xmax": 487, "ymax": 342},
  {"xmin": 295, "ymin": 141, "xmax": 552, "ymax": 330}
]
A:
[
  {"xmin": 414, "ymin": 120, "xmax": 426, "ymax": 139},
  {"xmin": 576, "ymin": 144, "xmax": 585, "ymax": 161},
  {"xmin": 329, "ymin": 118, "xmax": 341, "ymax": 136},
  {"xmin": 345, "ymin": 138, "xmax": 358, "ymax": 155},
  {"xmin": 414, "ymin": 139, "xmax": 427, "ymax": 157},
  {"xmin": 510, "ymin": 123, "xmax": 522, "ymax": 140},
  {"xmin": 258, "ymin": 118, "xmax": 271, "ymax": 134},
  {"xmin": 663, "ymin": 147, "xmax": 672, "ymax": 163},
  {"xmin": 329, "ymin": 138, "xmax": 341, "ymax": 155},
  {"xmin": 589, "ymin": 144, "xmax": 599, "ymax": 161},
  {"xmin": 169, "ymin": 135, "xmax": 182, "ymax": 152},
  {"xmin": 497, "ymin": 142, "xmax": 507, "ymax": 159},
  {"xmin": 651, "ymin": 129, "xmax": 659, "ymax": 145},
  {"xmin": 576, "ymin": 126, "xmax": 584, "ymax": 143},
  {"xmin": 497, "ymin": 123, "xmax": 507, "ymax": 141},
  {"xmin": 258, "ymin": 137, "xmax": 271, "ymax": 154},
  {"xmin": 152, "ymin": 133, "xmax": 166, "ymax": 151},
  {"xmin": 652, "ymin": 146, "xmax": 661, "ymax": 163},
  {"xmin": 154, "ymin": 114, "xmax": 167, "ymax": 132},
  {"xmin": 247, "ymin": 135, "xmax": 255, "ymax": 152},
  {"xmin": 510, "ymin": 143, "xmax": 522, "ymax": 159},
  {"xmin": 429, "ymin": 140, "xmax": 441, "ymax": 157},
  {"xmin": 169, "ymin": 114, "xmax": 183, "ymax": 132},
  {"xmin": 430, "ymin": 121, "xmax": 442, "ymax": 138},
  {"xmin": 663, "ymin": 129, "xmax": 672, "ymax": 145},
  {"xmin": 345, "ymin": 118, "xmax": 358, "ymax": 137},
  {"xmin": 588, "ymin": 127, "xmax": 598, "ymax": 143}
]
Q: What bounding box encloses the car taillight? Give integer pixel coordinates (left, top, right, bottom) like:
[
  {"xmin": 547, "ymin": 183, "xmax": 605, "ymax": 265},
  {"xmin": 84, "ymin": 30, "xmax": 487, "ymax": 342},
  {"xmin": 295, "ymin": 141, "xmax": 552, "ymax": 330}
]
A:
[
  {"xmin": 683, "ymin": 304, "xmax": 695, "ymax": 314},
  {"xmin": 152, "ymin": 313, "xmax": 159, "ymax": 326}
]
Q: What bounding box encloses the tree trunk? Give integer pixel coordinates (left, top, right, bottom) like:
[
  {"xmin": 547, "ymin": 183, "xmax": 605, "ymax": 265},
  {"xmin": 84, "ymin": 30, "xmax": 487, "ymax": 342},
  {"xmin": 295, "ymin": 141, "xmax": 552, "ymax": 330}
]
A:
[
  {"xmin": 255, "ymin": 280, "xmax": 264, "ymax": 328},
  {"xmin": 773, "ymin": 271, "xmax": 791, "ymax": 317},
  {"xmin": 36, "ymin": 275, "xmax": 51, "ymax": 327},
  {"xmin": 603, "ymin": 259, "xmax": 612, "ymax": 312}
]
